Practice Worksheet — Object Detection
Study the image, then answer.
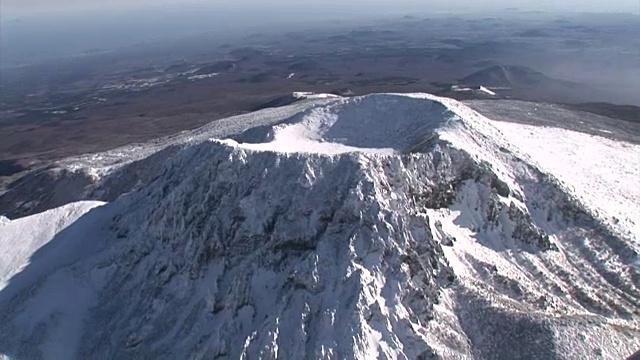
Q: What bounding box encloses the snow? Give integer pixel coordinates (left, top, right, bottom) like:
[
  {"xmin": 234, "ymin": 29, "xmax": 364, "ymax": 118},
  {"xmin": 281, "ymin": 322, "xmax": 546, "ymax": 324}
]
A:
[
  {"xmin": 187, "ymin": 73, "xmax": 219, "ymax": 81},
  {"xmin": 0, "ymin": 92, "xmax": 638, "ymax": 359},
  {"xmin": 478, "ymin": 86, "xmax": 496, "ymax": 96},
  {"xmin": 398, "ymin": 92, "xmax": 639, "ymax": 244},
  {"xmin": 231, "ymin": 94, "xmax": 462, "ymax": 155},
  {"xmin": 451, "ymin": 85, "xmax": 496, "ymax": 96},
  {"xmin": 491, "ymin": 121, "xmax": 640, "ymax": 243},
  {"xmin": 0, "ymin": 200, "xmax": 116, "ymax": 360},
  {"xmin": 0, "ymin": 201, "xmax": 105, "ymax": 290},
  {"xmin": 55, "ymin": 95, "xmax": 341, "ymax": 177},
  {"xmin": 293, "ymin": 91, "xmax": 340, "ymax": 100}
]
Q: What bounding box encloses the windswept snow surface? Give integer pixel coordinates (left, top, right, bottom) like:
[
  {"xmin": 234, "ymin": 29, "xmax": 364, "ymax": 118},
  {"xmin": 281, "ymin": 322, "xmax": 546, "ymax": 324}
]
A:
[
  {"xmin": 0, "ymin": 93, "xmax": 638, "ymax": 359},
  {"xmin": 0, "ymin": 201, "xmax": 105, "ymax": 288},
  {"xmin": 0, "ymin": 201, "xmax": 107, "ymax": 360},
  {"xmin": 491, "ymin": 121, "xmax": 640, "ymax": 241}
]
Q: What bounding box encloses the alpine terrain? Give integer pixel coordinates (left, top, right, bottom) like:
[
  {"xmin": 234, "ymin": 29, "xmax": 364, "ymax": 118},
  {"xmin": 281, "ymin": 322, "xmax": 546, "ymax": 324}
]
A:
[{"xmin": 0, "ymin": 93, "xmax": 638, "ymax": 359}]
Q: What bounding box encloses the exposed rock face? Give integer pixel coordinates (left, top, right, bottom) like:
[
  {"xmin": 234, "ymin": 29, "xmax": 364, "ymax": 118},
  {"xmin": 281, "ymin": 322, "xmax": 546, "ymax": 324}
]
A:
[{"xmin": 86, "ymin": 144, "xmax": 459, "ymax": 359}]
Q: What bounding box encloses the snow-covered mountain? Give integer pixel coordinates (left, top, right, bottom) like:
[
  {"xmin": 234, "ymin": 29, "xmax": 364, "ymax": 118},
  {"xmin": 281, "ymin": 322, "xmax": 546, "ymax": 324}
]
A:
[{"xmin": 0, "ymin": 93, "xmax": 638, "ymax": 359}]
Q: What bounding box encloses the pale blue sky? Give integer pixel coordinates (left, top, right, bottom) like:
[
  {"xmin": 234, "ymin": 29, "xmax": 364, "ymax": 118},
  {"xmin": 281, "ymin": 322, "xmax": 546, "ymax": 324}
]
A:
[{"xmin": 3, "ymin": 0, "xmax": 639, "ymax": 15}]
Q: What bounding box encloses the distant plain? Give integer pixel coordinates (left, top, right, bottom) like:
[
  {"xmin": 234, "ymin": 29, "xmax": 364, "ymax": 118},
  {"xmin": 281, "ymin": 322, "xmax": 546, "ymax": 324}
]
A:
[{"xmin": 0, "ymin": 11, "xmax": 638, "ymax": 173}]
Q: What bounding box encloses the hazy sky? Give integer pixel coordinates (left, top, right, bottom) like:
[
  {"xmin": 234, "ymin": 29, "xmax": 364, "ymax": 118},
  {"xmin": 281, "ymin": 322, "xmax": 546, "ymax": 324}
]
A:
[
  {"xmin": 3, "ymin": 0, "xmax": 639, "ymax": 16},
  {"xmin": 2, "ymin": 0, "xmax": 637, "ymax": 66}
]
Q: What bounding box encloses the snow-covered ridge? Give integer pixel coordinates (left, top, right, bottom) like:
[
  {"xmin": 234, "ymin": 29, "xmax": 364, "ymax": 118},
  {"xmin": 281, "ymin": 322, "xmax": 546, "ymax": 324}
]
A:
[
  {"xmin": 228, "ymin": 94, "xmax": 460, "ymax": 155},
  {"xmin": 0, "ymin": 201, "xmax": 105, "ymax": 289},
  {"xmin": 220, "ymin": 93, "xmax": 639, "ymax": 242},
  {"xmin": 0, "ymin": 93, "xmax": 638, "ymax": 359}
]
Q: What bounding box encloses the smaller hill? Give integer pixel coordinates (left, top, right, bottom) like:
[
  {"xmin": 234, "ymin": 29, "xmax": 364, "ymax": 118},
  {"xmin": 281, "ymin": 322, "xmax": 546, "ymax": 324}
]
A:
[
  {"xmin": 459, "ymin": 65, "xmax": 552, "ymax": 88},
  {"xmin": 454, "ymin": 65, "xmax": 603, "ymax": 103}
]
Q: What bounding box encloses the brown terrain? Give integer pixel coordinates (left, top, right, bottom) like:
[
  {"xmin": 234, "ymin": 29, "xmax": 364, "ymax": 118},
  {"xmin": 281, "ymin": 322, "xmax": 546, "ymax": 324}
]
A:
[{"xmin": 1, "ymin": 14, "xmax": 638, "ymax": 180}]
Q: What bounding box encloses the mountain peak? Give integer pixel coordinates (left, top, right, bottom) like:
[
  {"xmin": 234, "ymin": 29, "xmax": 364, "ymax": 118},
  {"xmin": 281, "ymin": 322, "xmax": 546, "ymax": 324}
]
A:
[
  {"xmin": 0, "ymin": 93, "xmax": 638, "ymax": 359},
  {"xmin": 233, "ymin": 94, "xmax": 461, "ymax": 155}
]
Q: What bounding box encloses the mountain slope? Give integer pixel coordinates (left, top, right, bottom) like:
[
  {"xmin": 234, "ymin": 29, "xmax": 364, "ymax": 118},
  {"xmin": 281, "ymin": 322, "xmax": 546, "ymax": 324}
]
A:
[
  {"xmin": 0, "ymin": 201, "xmax": 105, "ymax": 289},
  {"xmin": 0, "ymin": 93, "xmax": 638, "ymax": 359}
]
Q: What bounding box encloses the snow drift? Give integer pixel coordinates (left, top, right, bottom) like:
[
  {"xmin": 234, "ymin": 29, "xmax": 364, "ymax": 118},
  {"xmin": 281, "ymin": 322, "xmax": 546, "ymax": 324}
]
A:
[{"xmin": 0, "ymin": 93, "xmax": 638, "ymax": 359}]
